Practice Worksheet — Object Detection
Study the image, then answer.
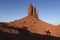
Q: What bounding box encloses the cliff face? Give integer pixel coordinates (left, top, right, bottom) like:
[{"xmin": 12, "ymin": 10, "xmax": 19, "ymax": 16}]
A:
[{"xmin": 28, "ymin": 4, "xmax": 38, "ymax": 19}]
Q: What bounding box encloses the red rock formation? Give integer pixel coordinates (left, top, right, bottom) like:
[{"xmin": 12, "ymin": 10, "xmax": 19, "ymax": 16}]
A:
[
  {"xmin": 28, "ymin": 4, "xmax": 38, "ymax": 19},
  {"xmin": 28, "ymin": 4, "xmax": 33, "ymax": 16},
  {"xmin": 0, "ymin": 4, "xmax": 60, "ymax": 38}
]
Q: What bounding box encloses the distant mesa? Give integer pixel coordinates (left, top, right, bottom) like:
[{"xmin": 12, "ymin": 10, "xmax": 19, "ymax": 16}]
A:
[{"xmin": 58, "ymin": 25, "xmax": 60, "ymax": 27}]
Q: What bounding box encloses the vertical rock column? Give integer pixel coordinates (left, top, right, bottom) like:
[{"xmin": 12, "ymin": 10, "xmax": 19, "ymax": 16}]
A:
[
  {"xmin": 35, "ymin": 11, "xmax": 39, "ymax": 19},
  {"xmin": 33, "ymin": 7, "xmax": 36, "ymax": 17},
  {"xmin": 28, "ymin": 4, "xmax": 39, "ymax": 19},
  {"xmin": 33, "ymin": 7, "xmax": 38, "ymax": 19},
  {"xmin": 28, "ymin": 4, "xmax": 33, "ymax": 16}
]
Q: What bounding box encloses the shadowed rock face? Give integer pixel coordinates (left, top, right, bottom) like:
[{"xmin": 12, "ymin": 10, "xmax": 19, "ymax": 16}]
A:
[
  {"xmin": 0, "ymin": 25, "xmax": 60, "ymax": 40},
  {"xmin": 0, "ymin": 4, "xmax": 60, "ymax": 40}
]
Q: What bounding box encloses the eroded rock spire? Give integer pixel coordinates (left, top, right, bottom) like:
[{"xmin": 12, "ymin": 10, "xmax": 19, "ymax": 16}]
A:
[
  {"xmin": 28, "ymin": 4, "xmax": 39, "ymax": 19},
  {"xmin": 28, "ymin": 4, "xmax": 33, "ymax": 16}
]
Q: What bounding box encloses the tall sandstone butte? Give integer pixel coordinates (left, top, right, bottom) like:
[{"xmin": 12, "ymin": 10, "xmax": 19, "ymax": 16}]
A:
[
  {"xmin": 0, "ymin": 4, "xmax": 60, "ymax": 40},
  {"xmin": 28, "ymin": 4, "xmax": 38, "ymax": 19}
]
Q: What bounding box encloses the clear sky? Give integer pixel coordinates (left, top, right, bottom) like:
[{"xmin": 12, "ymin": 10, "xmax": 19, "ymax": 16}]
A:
[{"xmin": 0, "ymin": 0, "xmax": 60, "ymax": 25}]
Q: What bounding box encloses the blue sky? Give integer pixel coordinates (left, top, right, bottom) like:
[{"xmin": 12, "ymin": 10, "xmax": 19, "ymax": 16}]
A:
[{"xmin": 0, "ymin": 0, "xmax": 60, "ymax": 25}]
